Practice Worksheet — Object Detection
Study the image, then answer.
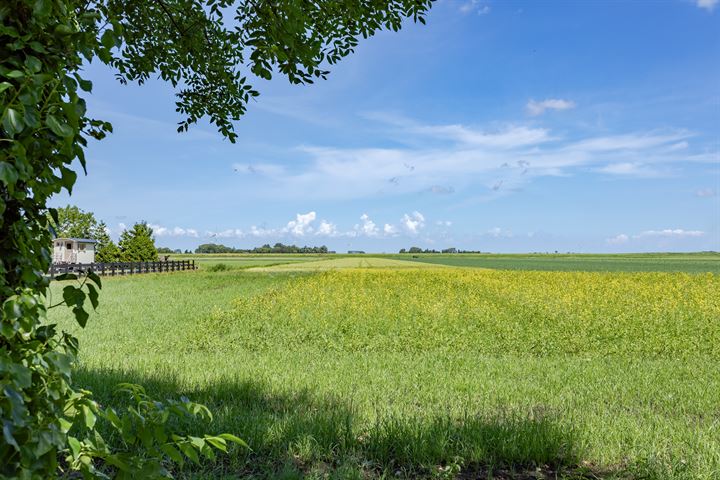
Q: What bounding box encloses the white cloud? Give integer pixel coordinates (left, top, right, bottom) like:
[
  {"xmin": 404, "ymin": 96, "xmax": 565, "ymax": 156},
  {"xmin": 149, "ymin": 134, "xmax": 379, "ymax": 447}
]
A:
[
  {"xmin": 606, "ymin": 233, "xmax": 629, "ymax": 245},
  {"xmin": 211, "ymin": 229, "xmax": 244, "ymax": 238},
  {"xmin": 607, "ymin": 229, "xmax": 706, "ymax": 245},
  {"xmin": 317, "ymin": 220, "xmax": 338, "ymax": 236},
  {"xmin": 236, "ymin": 116, "xmax": 702, "ymax": 202},
  {"xmin": 356, "ymin": 213, "xmax": 379, "ymax": 237},
  {"xmin": 285, "ymin": 211, "xmax": 316, "ymax": 236},
  {"xmin": 232, "ymin": 163, "xmax": 285, "ymax": 176},
  {"xmin": 637, "ymin": 229, "xmax": 704, "ymax": 238},
  {"xmin": 436, "ymin": 220, "xmax": 453, "ymax": 227},
  {"xmin": 149, "ymin": 224, "xmax": 200, "ymax": 237},
  {"xmin": 526, "ymin": 98, "xmax": 576, "ymax": 116},
  {"xmin": 486, "ymin": 227, "xmax": 513, "ymax": 238},
  {"xmin": 696, "ymin": 188, "xmax": 717, "ymax": 197},
  {"xmin": 401, "ymin": 211, "xmax": 425, "ymax": 234},
  {"xmin": 415, "ymin": 124, "xmax": 552, "ymax": 148},
  {"xmin": 594, "ymin": 162, "xmax": 665, "ymax": 177},
  {"xmin": 383, "ymin": 223, "xmax": 399, "ymax": 236},
  {"xmin": 697, "ymin": 0, "xmax": 718, "ymax": 11},
  {"xmin": 249, "ymin": 225, "xmax": 276, "ymax": 237},
  {"xmin": 460, "ymin": 0, "xmax": 490, "ymax": 15}
]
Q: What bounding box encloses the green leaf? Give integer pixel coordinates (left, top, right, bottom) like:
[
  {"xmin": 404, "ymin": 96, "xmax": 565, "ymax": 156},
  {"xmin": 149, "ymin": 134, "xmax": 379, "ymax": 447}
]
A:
[
  {"xmin": 160, "ymin": 443, "xmax": 184, "ymax": 464},
  {"xmin": 25, "ymin": 56, "xmax": 42, "ymax": 73},
  {"xmin": 63, "ymin": 285, "xmax": 84, "ymax": 307},
  {"xmin": 81, "ymin": 405, "xmax": 96, "ymax": 429},
  {"xmin": 3, "ymin": 422, "xmax": 20, "ymax": 451},
  {"xmin": 3, "ymin": 108, "xmax": 23, "ymax": 135},
  {"xmin": 5, "ymin": 70, "xmax": 24, "ymax": 79},
  {"xmin": 218, "ymin": 433, "xmax": 249, "ymax": 448},
  {"xmin": 178, "ymin": 442, "xmax": 200, "ymax": 464},
  {"xmin": 77, "ymin": 78, "xmax": 92, "ymax": 92},
  {"xmin": 0, "ymin": 82, "xmax": 12, "ymax": 94},
  {"xmin": 54, "ymin": 273, "xmax": 78, "ymax": 282},
  {"xmin": 73, "ymin": 307, "xmax": 89, "ymax": 328},
  {"xmin": 46, "ymin": 114, "xmax": 74, "ymax": 137},
  {"xmin": 0, "ymin": 162, "xmax": 19, "ymax": 185},
  {"xmin": 87, "ymin": 270, "xmax": 102, "ymax": 289},
  {"xmin": 101, "ymin": 30, "xmax": 116, "ymax": 50},
  {"xmin": 87, "ymin": 284, "xmax": 99, "ymax": 310},
  {"xmin": 204, "ymin": 436, "xmax": 227, "ymax": 452},
  {"xmin": 67, "ymin": 436, "xmax": 82, "ymax": 458}
]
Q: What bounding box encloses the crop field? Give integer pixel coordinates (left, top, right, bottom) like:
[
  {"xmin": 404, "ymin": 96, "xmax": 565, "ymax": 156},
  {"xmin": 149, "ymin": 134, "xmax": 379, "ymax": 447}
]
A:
[
  {"xmin": 48, "ymin": 257, "xmax": 720, "ymax": 479},
  {"xmin": 169, "ymin": 254, "xmax": 327, "ymax": 270},
  {"xmin": 393, "ymin": 253, "xmax": 720, "ymax": 273}
]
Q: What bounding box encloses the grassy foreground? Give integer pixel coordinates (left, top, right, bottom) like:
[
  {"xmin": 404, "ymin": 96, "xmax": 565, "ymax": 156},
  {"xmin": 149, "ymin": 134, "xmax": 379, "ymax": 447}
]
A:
[{"xmin": 48, "ymin": 260, "xmax": 720, "ymax": 479}]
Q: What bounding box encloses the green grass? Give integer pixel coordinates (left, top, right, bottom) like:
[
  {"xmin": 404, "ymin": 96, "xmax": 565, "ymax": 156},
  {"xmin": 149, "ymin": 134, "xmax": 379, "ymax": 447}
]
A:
[
  {"xmin": 167, "ymin": 254, "xmax": 326, "ymax": 271},
  {"xmin": 47, "ymin": 261, "xmax": 720, "ymax": 479},
  {"xmin": 391, "ymin": 252, "xmax": 720, "ymax": 273}
]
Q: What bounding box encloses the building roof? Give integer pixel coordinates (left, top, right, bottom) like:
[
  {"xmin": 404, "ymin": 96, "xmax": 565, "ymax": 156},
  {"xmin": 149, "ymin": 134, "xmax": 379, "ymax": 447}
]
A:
[{"xmin": 54, "ymin": 237, "xmax": 98, "ymax": 243}]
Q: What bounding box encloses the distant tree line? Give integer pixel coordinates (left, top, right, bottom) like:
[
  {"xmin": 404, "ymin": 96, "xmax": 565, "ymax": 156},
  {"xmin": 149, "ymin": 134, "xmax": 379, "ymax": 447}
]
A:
[
  {"xmin": 196, "ymin": 242, "xmax": 329, "ymax": 254},
  {"xmin": 157, "ymin": 247, "xmax": 193, "ymax": 254},
  {"xmin": 52, "ymin": 205, "xmax": 159, "ymax": 262},
  {"xmin": 399, "ymin": 247, "xmax": 485, "ymax": 254}
]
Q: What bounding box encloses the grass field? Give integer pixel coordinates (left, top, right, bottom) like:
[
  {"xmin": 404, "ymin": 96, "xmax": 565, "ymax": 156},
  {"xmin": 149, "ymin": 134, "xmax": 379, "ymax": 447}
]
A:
[
  {"xmin": 48, "ymin": 256, "xmax": 720, "ymax": 479},
  {"xmin": 392, "ymin": 252, "xmax": 720, "ymax": 273},
  {"xmin": 168, "ymin": 254, "xmax": 327, "ymax": 270}
]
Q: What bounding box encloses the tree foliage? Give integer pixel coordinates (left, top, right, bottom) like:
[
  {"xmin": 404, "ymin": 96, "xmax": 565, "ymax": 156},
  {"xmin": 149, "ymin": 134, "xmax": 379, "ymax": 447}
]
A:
[
  {"xmin": 94, "ymin": 221, "xmax": 121, "ymax": 262},
  {"xmin": 195, "ymin": 242, "xmax": 329, "ymax": 254},
  {"xmin": 52, "ymin": 205, "xmax": 98, "ymax": 239},
  {"xmin": 0, "ymin": 0, "xmax": 432, "ymax": 477},
  {"xmin": 118, "ymin": 222, "xmax": 159, "ymax": 262}
]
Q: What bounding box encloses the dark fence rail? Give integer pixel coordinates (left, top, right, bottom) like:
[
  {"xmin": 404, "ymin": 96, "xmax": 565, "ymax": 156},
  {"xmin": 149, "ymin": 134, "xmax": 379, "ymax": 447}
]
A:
[{"xmin": 49, "ymin": 260, "xmax": 196, "ymax": 279}]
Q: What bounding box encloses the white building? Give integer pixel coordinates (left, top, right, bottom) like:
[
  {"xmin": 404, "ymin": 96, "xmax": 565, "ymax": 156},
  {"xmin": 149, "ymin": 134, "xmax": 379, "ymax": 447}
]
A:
[{"xmin": 53, "ymin": 238, "xmax": 97, "ymax": 264}]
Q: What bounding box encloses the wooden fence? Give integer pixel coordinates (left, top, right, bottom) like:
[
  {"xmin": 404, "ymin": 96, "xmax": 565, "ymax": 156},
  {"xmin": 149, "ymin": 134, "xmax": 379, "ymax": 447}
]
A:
[{"xmin": 49, "ymin": 260, "xmax": 196, "ymax": 278}]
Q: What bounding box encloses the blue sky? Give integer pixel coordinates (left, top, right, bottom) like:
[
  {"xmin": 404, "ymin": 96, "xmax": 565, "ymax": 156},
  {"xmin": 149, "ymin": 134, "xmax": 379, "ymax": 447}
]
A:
[{"xmin": 53, "ymin": 0, "xmax": 720, "ymax": 253}]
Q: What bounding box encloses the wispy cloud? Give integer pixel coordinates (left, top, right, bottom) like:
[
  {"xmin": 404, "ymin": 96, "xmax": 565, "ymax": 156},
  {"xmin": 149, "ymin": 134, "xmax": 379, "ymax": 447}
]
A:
[
  {"xmin": 222, "ymin": 113, "xmax": 712, "ymax": 202},
  {"xmin": 606, "ymin": 229, "xmax": 705, "ymax": 244},
  {"xmin": 594, "ymin": 162, "xmax": 667, "ymax": 177},
  {"xmin": 637, "ymin": 229, "xmax": 704, "ymax": 238},
  {"xmin": 696, "ymin": 188, "xmax": 717, "ymax": 197},
  {"xmin": 696, "ymin": 0, "xmax": 718, "ymax": 11},
  {"xmin": 526, "ymin": 98, "xmax": 576, "ymax": 116},
  {"xmin": 459, "ymin": 0, "xmax": 490, "ymax": 15}
]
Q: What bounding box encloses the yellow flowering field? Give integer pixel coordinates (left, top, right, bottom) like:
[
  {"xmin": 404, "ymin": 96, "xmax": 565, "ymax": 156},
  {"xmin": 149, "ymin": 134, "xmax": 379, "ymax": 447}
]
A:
[{"xmin": 190, "ymin": 268, "xmax": 720, "ymax": 358}]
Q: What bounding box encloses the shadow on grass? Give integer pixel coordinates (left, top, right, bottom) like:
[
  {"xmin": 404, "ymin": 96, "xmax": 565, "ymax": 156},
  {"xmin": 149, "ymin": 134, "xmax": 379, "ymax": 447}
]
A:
[{"xmin": 76, "ymin": 367, "xmax": 594, "ymax": 479}]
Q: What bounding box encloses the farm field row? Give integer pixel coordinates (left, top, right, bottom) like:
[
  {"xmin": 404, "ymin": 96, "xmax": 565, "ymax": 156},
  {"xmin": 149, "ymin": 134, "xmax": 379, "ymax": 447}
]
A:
[
  {"xmin": 48, "ymin": 264, "xmax": 720, "ymax": 479},
  {"xmin": 173, "ymin": 252, "xmax": 720, "ymax": 273},
  {"xmin": 391, "ymin": 252, "xmax": 720, "ymax": 273}
]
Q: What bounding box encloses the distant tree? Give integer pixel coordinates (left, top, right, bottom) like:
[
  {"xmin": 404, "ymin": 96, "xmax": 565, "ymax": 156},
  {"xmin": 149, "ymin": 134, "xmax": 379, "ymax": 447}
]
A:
[
  {"xmin": 195, "ymin": 243, "xmax": 235, "ymax": 254},
  {"xmin": 157, "ymin": 247, "xmax": 174, "ymax": 254},
  {"xmin": 119, "ymin": 222, "xmax": 159, "ymax": 262},
  {"xmin": 52, "ymin": 205, "xmax": 98, "ymax": 239},
  {"xmin": 184, "ymin": 249, "xmax": 192, "ymax": 254},
  {"xmin": 408, "ymin": 247, "xmax": 423, "ymax": 253},
  {"xmin": 399, "ymin": 248, "xmax": 407, "ymax": 253},
  {"xmin": 94, "ymin": 221, "xmax": 121, "ymax": 262}
]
